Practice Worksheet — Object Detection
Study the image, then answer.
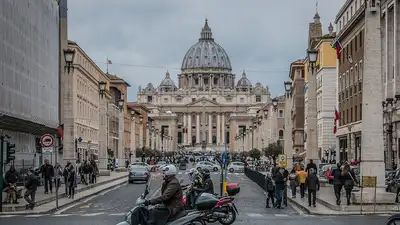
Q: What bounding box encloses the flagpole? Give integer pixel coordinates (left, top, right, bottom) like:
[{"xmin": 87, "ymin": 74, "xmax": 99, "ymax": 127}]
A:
[{"xmin": 106, "ymin": 57, "xmax": 109, "ymax": 73}]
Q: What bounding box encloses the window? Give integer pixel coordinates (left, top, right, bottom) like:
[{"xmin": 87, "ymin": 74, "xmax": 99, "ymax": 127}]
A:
[
  {"xmin": 240, "ymin": 98, "xmax": 244, "ymax": 103},
  {"xmin": 147, "ymin": 96, "xmax": 153, "ymax": 103},
  {"xmin": 278, "ymin": 130, "xmax": 284, "ymax": 139},
  {"xmin": 256, "ymin": 95, "xmax": 261, "ymax": 102},
  {"xmin": 204, "ymin": 78, "xmax": 208, "ymax": 85},
  {"xmin": 355, "ymin": 105, "xmax": 358, "ymax": 121},
  {"xmin": 212, "ymin": 98, "xmax": 216, "ymax": 101},
  {"xmin": 192, "ymin": 98, "xmax": 196, "ymax": 102},
  {"xmin": 164, "ymin": 98, "xmax": 168, "ymax": 103},
  {"xmin": 360, "ymin": 103, "xmax": 362, "ymax": 120},
  {"xmin": 279, "ymin": 110, "xmax": 284, "ymax": 117}
]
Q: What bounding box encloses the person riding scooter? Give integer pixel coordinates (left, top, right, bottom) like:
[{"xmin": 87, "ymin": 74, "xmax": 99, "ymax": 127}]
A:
[
  {"xmin": 193, "ymin": 169, "xmax": 214, "ymax": 194},
  {"xmin": 144, "ymin": 165, "xmax": 184, "ymax": 225}
]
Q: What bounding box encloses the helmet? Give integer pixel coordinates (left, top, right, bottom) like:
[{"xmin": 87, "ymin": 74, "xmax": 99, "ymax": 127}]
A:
[
  {"xmin": 188, "ymin": 168, "xmax": 197, "ymax": 180},
  {"xmin": 162, "ymin": 164, "xmax": 177, "ymax": 178},
  {"xmin": 202, "ymin": 168, "xmax": 210, "ymax": 178}
]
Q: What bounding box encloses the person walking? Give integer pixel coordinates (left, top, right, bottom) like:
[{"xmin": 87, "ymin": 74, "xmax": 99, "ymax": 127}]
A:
[
  {"xmin": 296, "ymin": 167, "xmax": 307, "ymax": 198},
  {"xmin": 288, "ymin": 169, "xmax": 298, "ymax": 198},
  {"xmin": 342, "ymin": 164, "xmax": 357, "ymax": 205},
  {"xmin": 24, "ymin": 168, "xmax": 39, "ymax": 210},
  {"xmin": 67, "ymin": 167, "xmax": 77, "ymax": 199},
  {"xmin": 40, "ymin": 159, "xmax": 54, "ymax": 194},
  {"xmin": 63, "ymin": 161, "xmax": 72, "ymax": 195},
  {"xmin": 305, "ymin": 168, "xmax": 320, "ymax": 207},
  {"xmin": 332, "ymin": 163, "xmax": 343, "ymax": 205},
  {"xmin": 306, "ymin": 159, "xmax": 317, "ymax": 175},
  {"xmin": 274, "ymin": 167, "xmax": 286, "ymax": 209},
  {"xmin": 4, "ymin": 165, "xmax": 19, "ymax": 204},
  {"xmin": 265, "ymin": 173, "xmax": 275, "ymax": 208},
  {"xmin": 54, "ymin": 163, "xmax": 63, "ymax": 189}
]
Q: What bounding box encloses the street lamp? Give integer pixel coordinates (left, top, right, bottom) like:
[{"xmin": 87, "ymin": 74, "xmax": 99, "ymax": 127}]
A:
[
  {"xmin": 99, "ymin": 81, "xmax": 106, "ymax": 98},
  {"xmin": 284, "ymin": 81, "xmax": 292, "ymax": 96},
  {"xmin": 272, "ymin": 98, "xmax": 278, "ymax": 109},
  {"xmin": 307, "ymin": 49, "xmax": 318, "ymax": 64},
  {"xmin": 63, "ymin": 48, "xmax": 76, "ymax": 73}
]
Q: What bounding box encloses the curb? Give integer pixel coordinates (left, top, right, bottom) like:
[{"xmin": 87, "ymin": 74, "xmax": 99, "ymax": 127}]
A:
[{"xmin": 1, "ymin": 174, "xmax": 127, "ymax": 214}]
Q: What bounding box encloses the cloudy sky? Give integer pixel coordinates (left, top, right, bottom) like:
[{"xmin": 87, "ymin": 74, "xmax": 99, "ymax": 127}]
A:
[{"xmin": 68, "ymin": 0, "xmax": 344, "ymax": 101}]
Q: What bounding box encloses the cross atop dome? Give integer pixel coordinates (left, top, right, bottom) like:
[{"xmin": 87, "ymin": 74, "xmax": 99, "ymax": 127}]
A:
[{"xmin": 200, "ymin": 18, "xmax": 213, "ymax": 41}]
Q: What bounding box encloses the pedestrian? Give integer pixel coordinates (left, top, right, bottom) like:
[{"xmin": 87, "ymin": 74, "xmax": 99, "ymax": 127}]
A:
[
  {"xmin": 265, "ymin": 172, "xmax": 275, "ymax": 208},
  {"xmin": 342, "ymin": 164, "xmax": 357, "ymax": 205},
  {"xmin": 288, "ymin": 168, "xmax": 298, "ymax": 198},
  {"xmin": 24, "ymin": 168, "xmax": 39, "ymax": 210},
  {"xmin": 4, "ymin": 165, "xmax": 19, "ymax": 204},
  {"xmin": 332, "ymin": 163, "xmax": 343, "ymax": 205},
  {"xmin": 63, "ymin": 161, "xmax": 72, "ymax": 195},
  {"xmin": 40, "ymin": 159, "xmax": 54, "ymax": 194},
  {"xmin": 68, "ymin": 167, "xmax": 77, "ymax": 199},
  {"xmin": 274, "ymin": 167, "xmax": 286, "ymax": 209},
  {"xmin": 296, "ymin": 167, "xmax": 307, "ymax": 198},
  {"xmin": 305, "ymin": 168, "xmax": 320, "ymax": 207},
  {"xmin": 54, "ymin": 163, "xmax": 63, "ymax": 189}
]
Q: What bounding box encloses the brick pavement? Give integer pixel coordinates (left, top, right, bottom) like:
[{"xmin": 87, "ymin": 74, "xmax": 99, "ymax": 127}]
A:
[{"xmin": 1, "ymin": 172, "xmax": 127, "ymax": 213}]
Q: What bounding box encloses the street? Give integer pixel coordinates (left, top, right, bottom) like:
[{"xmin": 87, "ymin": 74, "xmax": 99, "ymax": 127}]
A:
[{"xmin": 0, "ymin": 167, "xmax": 390, "ymax": 225}]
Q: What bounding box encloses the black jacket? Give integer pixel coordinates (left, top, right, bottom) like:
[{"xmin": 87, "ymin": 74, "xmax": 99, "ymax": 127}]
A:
[
  {"xmin": 5, "ymin": 169, "xmax": 18, "ymax": 183},
  {"xmin": 332, "ymin": 168, "xmax": 343, "ymax": 185},
  {"xmin": 265, "ymin": 177, "xmax": 274, "ymax": 191},
  {"xmin": 306, "ymin": 162, "xmax": 317, "ymax": 174},
  {"xmin": 274, "ymin": 172, "xmax": 285, "ymax": 190},
  {"xmin": 25, "ymin": 174, "xmax": 39, "ymax": 191},
  {"xmin": 305, "ymin": 173, "xmax": 320, "ymax": 191},
  {"xmin": 41, "ymin": 164, "xmax": 54, "ymax": 178},
  {"xmin": 193, "ymin": 177, "xmax": 214, "ymax": 194}
]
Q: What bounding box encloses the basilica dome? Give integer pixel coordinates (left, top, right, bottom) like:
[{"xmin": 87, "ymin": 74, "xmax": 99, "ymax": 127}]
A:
[{"xmin": 181, "ymin": 19, "xmax": 232, "ymax": 71}]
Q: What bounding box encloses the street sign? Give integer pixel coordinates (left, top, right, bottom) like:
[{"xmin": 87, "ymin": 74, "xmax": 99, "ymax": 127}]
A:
[
  {"xmin": 42, "ymin": 147, "xmax": 53, "ymax": 153},
  {"xmin": 362, "ymin": 176, "xmax": 377, "ymax": 188},
  {"xmin": 40, "ymin": 134, "xmax": 54, "ymax": 148},
  {"xmin": 278, "ymin": 154, "xmax": 287, "ymax": 168},
  {"xmin": 222, "ymin": 152, "xmax": 227, "ymax": 164}
]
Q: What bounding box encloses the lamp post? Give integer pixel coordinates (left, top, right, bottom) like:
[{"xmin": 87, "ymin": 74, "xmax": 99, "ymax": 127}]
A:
[
  {"xmin": 284, "ymin": 80, "xmax": 293, "ymax": 168},
  {"xmin": 383, "ymin": 97, "xmax": 400, "ymax": 170},
  {"xmin": 130, "ymin": 110, "xmax": 136, "ymax": 161},
  {"xmin": 272, "ymin": 98, "xmax": 278, "ymax": 143},
  {"xmin": 98, "ymin": 80, "xmax": 109, "ymax": 173},
  {"xmin": 306, "ymin": 48, "xmax": 319, "ymax": 168}
]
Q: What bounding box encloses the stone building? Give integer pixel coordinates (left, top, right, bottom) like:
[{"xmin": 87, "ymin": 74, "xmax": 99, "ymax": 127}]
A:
[{"xmin": 136, "ymin": 19, "xmax": 270, "ymax": 152}]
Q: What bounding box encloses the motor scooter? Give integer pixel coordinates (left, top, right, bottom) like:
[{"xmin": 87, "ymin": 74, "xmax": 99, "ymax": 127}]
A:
[{"xmin": 116, "ymin": 180, "xmax": 205, "ymax": 225}]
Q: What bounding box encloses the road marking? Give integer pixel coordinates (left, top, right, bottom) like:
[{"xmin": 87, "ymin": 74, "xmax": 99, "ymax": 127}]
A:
[
  {"xmin": 235, "ymin": 173, "xmax": 239, "ymax": 175},
  {"xmin": 79, "ymin": 203, "xmax": 92, "ymax": 209},
  {"xmin": 53, "ymin": 214, "xmax": 74, "ymax": 217},
  {"xmin": 82, "ymin": 212, "xmax": 104, "ymax": 216},
  {"xmin": 246, "ymin": 213, "xmax": 264, "ymax": 217},
  {"xmin": 274, "ymin": 214, "xmax": 290, "ymax": 217},
  {"xmin": 0, "ymin": 215, "xmax": 16, "ymax": 218},
  {"xmin": 25, "ymin": 214, "xmax": 44, "ymax": 217},
  {"xmin": 109, "ymin": 212, "xmax": 127, "ymax": 216}
]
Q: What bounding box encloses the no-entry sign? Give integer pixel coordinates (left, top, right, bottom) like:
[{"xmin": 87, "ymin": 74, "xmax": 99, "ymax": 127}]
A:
[{"xmin": 40, "ymin": 134, "xmax": 54, "ymax": 148}]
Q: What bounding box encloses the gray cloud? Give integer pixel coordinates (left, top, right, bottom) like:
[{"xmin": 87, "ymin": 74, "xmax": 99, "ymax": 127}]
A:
[{"xmin": 68, "ymin": 0, "xmax": 343, "ymax": 100}]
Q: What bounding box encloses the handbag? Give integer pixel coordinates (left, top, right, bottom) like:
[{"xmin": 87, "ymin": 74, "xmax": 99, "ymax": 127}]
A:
[{"xmin": 344, "ymin": 172, "xmax": 356, "ymax": 189}]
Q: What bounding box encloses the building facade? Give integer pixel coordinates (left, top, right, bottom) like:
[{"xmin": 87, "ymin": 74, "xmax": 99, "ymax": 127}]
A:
[
  {"xmin": 0, "ymin": 0, "xmax": 60, "ymax": 168},
  {"xmin": 136, "ymin": 20, "xmax": 270, "ymax": 152}
]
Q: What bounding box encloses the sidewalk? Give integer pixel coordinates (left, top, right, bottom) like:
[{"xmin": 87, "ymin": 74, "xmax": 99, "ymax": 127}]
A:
[
  {"xmin": 1, "ymin": 171, "xmax": 127, "ymax": 214},
  {"xmin": 287, "ymin": 186, "xmax": 400, "ymax": 215}
]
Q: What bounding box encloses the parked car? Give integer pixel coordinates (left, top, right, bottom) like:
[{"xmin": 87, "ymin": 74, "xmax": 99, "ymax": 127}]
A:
[
  {"xmin": 195, "ymin": 161, "xmax": 220, "ymax": 171},
  {"xmin": 156, "ymin": 161, "xmax": 167, "ymax": 170},
  {"xmin": 128, "ymin": 166, "xmax": 150, "ymax": 183},
  {"xmin": 228, "ymin": 162, "xmax": 245, "ymax": 173}
]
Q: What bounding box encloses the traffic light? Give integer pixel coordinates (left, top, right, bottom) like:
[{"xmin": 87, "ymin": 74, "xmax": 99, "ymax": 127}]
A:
[
  {"xmin": 6, "ymin": 142, "xmax": 16, "ymax": 164},
  {"xmin": 35, "ymin": 137, "xmax": 42, "ymax": 153}
]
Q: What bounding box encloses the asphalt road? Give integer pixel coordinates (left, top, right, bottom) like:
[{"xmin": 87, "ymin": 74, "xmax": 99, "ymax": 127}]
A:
[{"xmin": 0, "ymin": 165, "xmax": 392, "ymax": 225}]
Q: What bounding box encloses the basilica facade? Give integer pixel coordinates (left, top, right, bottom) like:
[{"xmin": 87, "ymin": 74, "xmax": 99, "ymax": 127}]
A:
[{"xmin": 136, "ymin": 20, "xmax": 270, "ymax": 152}]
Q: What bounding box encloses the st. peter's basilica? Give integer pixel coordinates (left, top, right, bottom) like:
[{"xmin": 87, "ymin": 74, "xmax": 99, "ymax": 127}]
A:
[{"xmin": 136, "ymin": 20, "xmax": 271, "ymax": 152}]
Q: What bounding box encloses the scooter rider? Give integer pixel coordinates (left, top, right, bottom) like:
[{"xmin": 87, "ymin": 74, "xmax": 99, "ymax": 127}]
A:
[
  {"xmin": 193, "ymin": 169, "xmax": 214, "ymax": 194},
  {"xmin": 144, "ymin": 165, "xmax": 184, "ymax": 225}
]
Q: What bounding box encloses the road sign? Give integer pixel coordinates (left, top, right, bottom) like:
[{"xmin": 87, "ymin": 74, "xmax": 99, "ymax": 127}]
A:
[
  {"xmin": 222, "ymin": 152, "xmax": 227, "ymax": 164},
  {"xmin": 362, "ymin": 176, "xmax": 377, "ymax": 188},
  {"xmin": 40, "ymin": 134, "xmax": 54, "ymax": 147},
  {"xmin": 42, "ymin": 147, "xmax": 53, "ymax": 153},
  {"xmin": 278, "ymin": 154, "xmax": 287, "ymax": 168}
]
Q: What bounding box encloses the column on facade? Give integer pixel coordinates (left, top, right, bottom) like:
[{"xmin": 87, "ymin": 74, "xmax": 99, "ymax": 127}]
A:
[
  {"xmin": 221, "ymin": 113, "xmax": 225, "ymax": 144},
  {"xmin": 284, "ymin": 95, "xmax": 293, "ymax": 169},
  {"xmin": 188, "ymin": 114, "xmax": 192, "ymax": 145},
  {"xmin": 208, "ymin": 113, "xmax": 212, "ymax": 144},
  {"xmin": 150, "ymin": 131, "xmax": 154, "ymax": 150},
  {"xmin": 139, "ymin": 122, "xmax": 143, "ymax": 149},
  {"xmin": 63, "ymin": 71, "xmax": 75, "ymax": 165},
  {"xmin": 183, "ymin": 114, "xmax": 187, "ymax": 145},
  {"xmin": 347, "ymin": 131, "xmax": 352, "ymax": 161},
  {"xmin": 131, "ymin": 118, "xmax": 136, "ymax": 159},
  {"xmin": 210, "ymin": 75, "xmax": 213, "ymax": 90},
  {"xmin": 196, "ymin": 113, "xmax": 200, "ymax": 143},
  {"xmin": 118, "ymin": 110, "xmax": 124, "ymax": 162},
  {"xmin": 145, "ymin": 125, "xmax": 150, "ymax": 148},
  {"xmin": 98, "ymin": 96, "xmax": 109, "ymax": 174},
  {"xmin": 155, "ymin": 131, "xmax": 160, "ymax": 150},
  {"xmin": 168, "ymin": 125, "xmax": 172, "ymax": 151},
  {"xmin": 217, "ymin": 114, "xmax": 221, "ymax": 145},
  {"xmin": 306, "ymin": 65, "xmax": 319, "ymax": 165}
]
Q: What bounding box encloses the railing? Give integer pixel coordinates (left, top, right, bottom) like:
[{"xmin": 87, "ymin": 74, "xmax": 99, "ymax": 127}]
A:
[{"xmin": 244, "ymin": 167, "xmax": 266, "ymax": 191}]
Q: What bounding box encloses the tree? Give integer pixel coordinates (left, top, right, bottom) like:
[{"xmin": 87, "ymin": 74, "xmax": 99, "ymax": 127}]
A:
[
  {"xmin": 249, "ymin": 148, "xmax": 262, "ymax": 160},
  {"xmin": 263, "ymin": 142, "xmax": 283, "ymax": 157}
]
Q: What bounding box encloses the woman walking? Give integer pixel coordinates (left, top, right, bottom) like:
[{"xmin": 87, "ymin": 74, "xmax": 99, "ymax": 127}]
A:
[
  {"xmin": 288, "ymin": 169, "xmax": 298, "ymax": 198},
  {"xmin": 342, "ymin": 164, "xmax": 357, "ymax": 205}
]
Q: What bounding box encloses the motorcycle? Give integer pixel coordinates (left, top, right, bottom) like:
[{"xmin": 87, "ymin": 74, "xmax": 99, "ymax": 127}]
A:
[
  {"xmin": 387, "ymin": 214, "xmax": 400, "ymax": 225},
  {"xmin": 116, "ymin": 181, "xmax": 205, "ymax": 225},
  {"xmin": 182, "ymin": 185, "xmax": 238, "ymax": 225}
]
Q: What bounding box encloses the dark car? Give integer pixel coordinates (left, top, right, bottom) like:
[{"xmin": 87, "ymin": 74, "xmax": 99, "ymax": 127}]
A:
[
  {"xmin": 178, "ymin": 161, "xmax": 187, "ymax": 170},
  {"xmin": 128, "ymin": 166, "xmax": 150, "ymax": 183}
]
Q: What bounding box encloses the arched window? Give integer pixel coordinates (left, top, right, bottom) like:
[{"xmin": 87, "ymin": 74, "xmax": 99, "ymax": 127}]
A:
[{"xmin": 278, "ymin": 130, "xmax": 284, "ymax": 139}]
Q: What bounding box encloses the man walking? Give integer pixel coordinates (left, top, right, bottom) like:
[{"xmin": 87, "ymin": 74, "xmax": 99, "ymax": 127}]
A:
[
  {"xmin": 40, "ymin": 159, "xmax": 54, "ymax": 194},
  {"xmin": 296, "ymin": 167, "xmax": 307, "ymax": 198},
  {"xmin": 305, "ymin": 168, "xmax": 320, "ymax": 207},
  {"xmin": 24, "ymin": 168, "xmax": 39, "ymax": 209}
]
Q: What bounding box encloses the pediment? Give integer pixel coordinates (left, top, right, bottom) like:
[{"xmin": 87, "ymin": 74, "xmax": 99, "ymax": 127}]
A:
[{"xmin": 186, "ymin": 97, "xmax": 220, "ymax": 107}]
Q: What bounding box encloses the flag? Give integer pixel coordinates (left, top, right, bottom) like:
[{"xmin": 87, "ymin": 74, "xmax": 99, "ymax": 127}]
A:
[
  {"xmin": 331, "ymin": 39, "xmax": 342, "ymax": 59},
  {"xmin": 107, "ymin": 59, "xmax": 112, "ymax": 64},
  {"xmin": 333, "ymin": 108, "xmax": 340, "ymax": 134},
  {"xmin": 57, "ymin": 124, "xmax": 64, "ymax": 139}
]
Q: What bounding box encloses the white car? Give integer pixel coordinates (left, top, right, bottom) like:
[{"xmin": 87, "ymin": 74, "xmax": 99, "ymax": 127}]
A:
[
  {"xmin": 157, "ymin": 161, "xmax": 167, "ymax": 170},
  {"xmin": 130, "ymin": 162, "xmax": 153, "ymax": 171},
  {"xmin": 195, "ymin": 161, "xmax": 220, "ymax": 172},
  {"xmin": 228, "ymin": 162, "xmax": 245, "ymax": 173}
]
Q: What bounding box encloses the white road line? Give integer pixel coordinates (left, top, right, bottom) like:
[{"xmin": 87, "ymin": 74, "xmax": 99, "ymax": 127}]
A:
[
  {"xmin": 53, "ymin": 214, "xmax": 75, "ymax": 217},
  {"xmin": 109, "ymin": 212, "xmax": 127, "ymax": 216},
  {"xmin": 25, "ymin": 215, "xmax": 44, "ymax": 217},
  {"xmin": 0, "ymin": 215, "xmax": 16, "ymax": 218},
  {"xmin": 274, "ymin": 214, "xmax": 290, "ymax": 217},
  {"xmin": 246, "ymin": 213, "xmax": 264, "ymax": 217},
  {"xmin": 235, "ymin": 173, "xmax": 239, "ymax": 175},
  {"xmin": 81, "ymin": 212, "xmax": 104, "ymax": 216}
]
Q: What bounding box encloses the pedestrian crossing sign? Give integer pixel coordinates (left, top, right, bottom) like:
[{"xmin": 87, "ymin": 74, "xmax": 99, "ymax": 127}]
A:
[{"xmin": 278, "ymin": 154, "xmax": 287, "ymax": 168}]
